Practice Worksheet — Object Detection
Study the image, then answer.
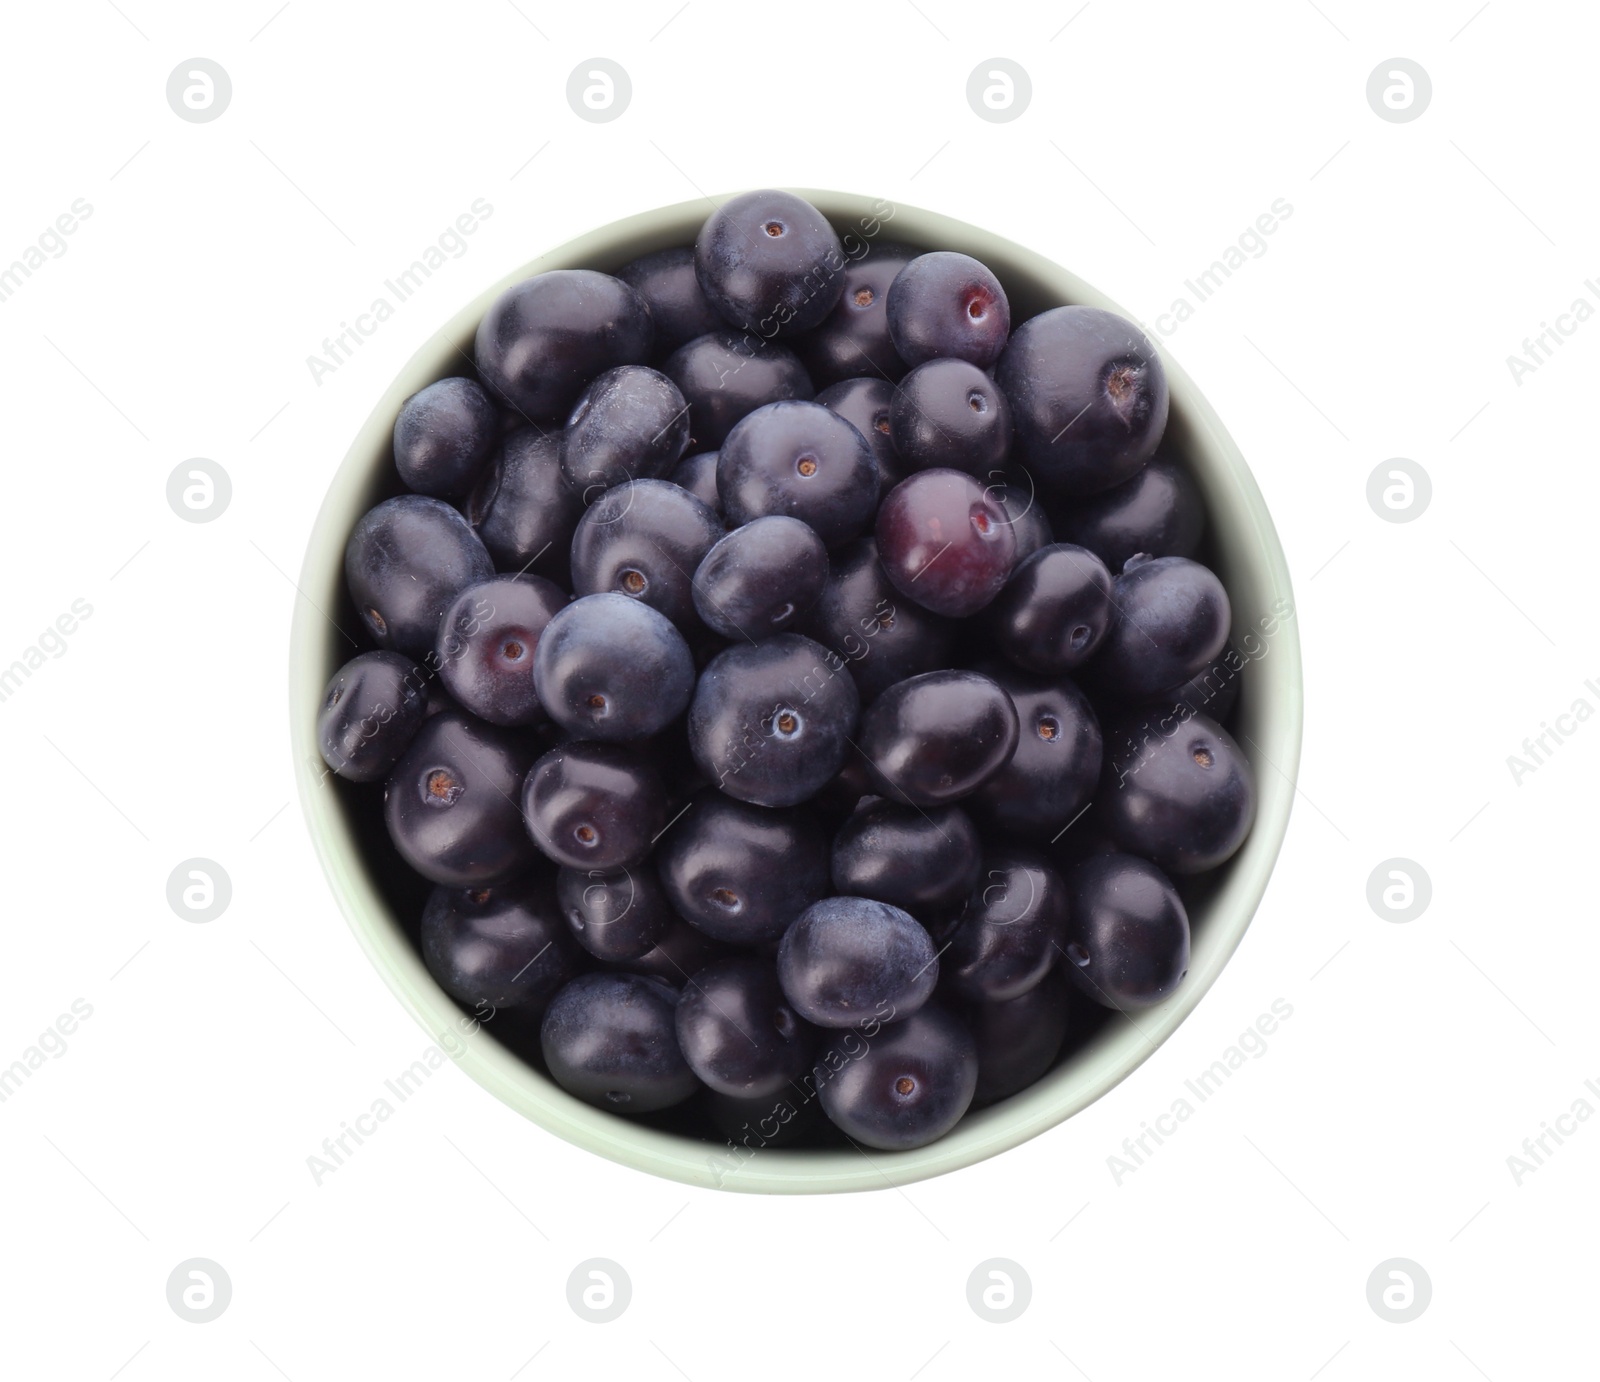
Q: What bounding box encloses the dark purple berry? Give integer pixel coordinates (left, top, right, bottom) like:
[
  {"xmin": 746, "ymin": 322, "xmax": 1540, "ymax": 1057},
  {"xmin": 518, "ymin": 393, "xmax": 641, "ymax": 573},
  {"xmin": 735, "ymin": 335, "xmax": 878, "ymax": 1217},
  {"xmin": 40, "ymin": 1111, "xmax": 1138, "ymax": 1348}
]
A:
[
  {"xmin": 796, "ymin": 240, "xmax": 917, "ymax": 386},
  {"xmin": 318, "ymin": 651, "xmax": 428, "ymax": 783},
  {"xmin": 688, "ymin": 634, "xmax": 859, "ymax": 808},
  {"xmin": 815, "ymin": 376, "xmax": 909, "ymax": 491},
  {"xmin": 889, "ymin": 358, "xmax": 1011, "ymax": 476},
  {"xmin": 991, "ymin": 543, "xmax": 1114, "ymax": 675},
  {"xmin": 393, "ymin": 377, "xmax": 499, "ymax": 499},
  {"xmin": 777, "ymin": 896, "xmax": 938, "ymax": 1029},
  {"xmin": 522, "ymin": 740, "xmax": 667, "ymax": 871},
  {"xmin": 345, "ymin": 495, "xmax": 493, "ymax": 658},
  {"xmin": 474, "ymin": 269, "xmax": 653, "ymax": 420},
  {"xmin": 435, "ymin": 575, "xmax": 565, "ymax": 727},
  {"xmin": 533, "ymin": 593, "xmax": 694, "ymax": 741},
  {"xmin": 885, "ymin": 251, "xmax": 1010, "ymax": 368},
  {"xmin": 856, "ymin": 669, "xmax": 1019, "ymax": 807},
  {"xmin": 662, "ymin": 331, "xmax": 813, "ymax": 450},
  {"xmin": 617, "ymin": 246, "xmax": 723, "ymax": 351},
  {"xmin": 467, "ymin": 427, "xmax": 584, "ymax": 587},
  {"xmin": 1062, "ymin": 853, "xmax": 1189, "ymax": 1010},
  {"xmin": 556, "ymin": 864, "xmax": 673, "ymax": 962},
  {"xmin": 695, "ymin": 190, "xmax": 845, "ymax": 337},
  {"xmin": 830, "ymin": 801, "xmax": 982, "ymax": 916},
  {"xmin": 656, "ymin": 792, "xmax": 829, "ymax": 945},
  {"xmin": 941, "ymin": 852, "xmax": 1068, "ymax": 1002},
  {"xmin": 875, "ymin": 468, "xmax": 1016, "ymax": 618},
  {"xmin": 570, "ymin": 479, "xmax": 723, "ymax": 632},
  {"xmin": 541, "ymin": 972, "xmax": 698, "ymax": 1113},
  {"xmin": 383, "ymin": 710, "xmax": 538, "ymax": 887},
  {"xmin": 559, "ymin": 365, "xmax": 690, "ymax": 495},
  {"xmin": 421, "ymin": 875, "xmax": 580, "ymax": 1014},
  {"xmin": 970, "ymin": 666, "xmax": 1102, "ymax": 842},
  {"xmin": 1090, "ymin": 555, "xmax": 1230, "ymax": 698},
  {"xmin": 677, "ymin": 956, "xmax": 815, "ymax": 1099},
  {"xmin": 691, "ymin": 515, "xmax": 829, "ymax": 641},
  {"xmin": 717, "ymin": 400, "xmax": 879, "ymax": 546},
  {"xmin": 1053, "ymin": 454, "xmax": 1205, "ymax": 570},
  {"xmin": 997, "ymin": 305, "xmax": 1168, "ymax": 495}
]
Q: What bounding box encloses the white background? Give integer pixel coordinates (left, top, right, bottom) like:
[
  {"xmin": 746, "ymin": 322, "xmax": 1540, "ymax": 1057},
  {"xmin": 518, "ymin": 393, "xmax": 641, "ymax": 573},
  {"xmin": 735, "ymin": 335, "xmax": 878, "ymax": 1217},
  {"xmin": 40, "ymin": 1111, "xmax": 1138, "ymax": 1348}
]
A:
[{"xmin": 1, "ymin": 0, "xmax": 1593, "ymax": 1377}]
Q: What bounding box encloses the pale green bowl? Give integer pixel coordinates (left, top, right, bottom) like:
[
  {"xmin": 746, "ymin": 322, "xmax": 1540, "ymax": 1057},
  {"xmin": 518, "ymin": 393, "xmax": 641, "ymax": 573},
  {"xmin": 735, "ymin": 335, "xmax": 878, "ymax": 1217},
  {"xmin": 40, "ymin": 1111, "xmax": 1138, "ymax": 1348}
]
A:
[{"xmin": 290, "ymin": 190, "xmax": 1303, "ymax": 1194}]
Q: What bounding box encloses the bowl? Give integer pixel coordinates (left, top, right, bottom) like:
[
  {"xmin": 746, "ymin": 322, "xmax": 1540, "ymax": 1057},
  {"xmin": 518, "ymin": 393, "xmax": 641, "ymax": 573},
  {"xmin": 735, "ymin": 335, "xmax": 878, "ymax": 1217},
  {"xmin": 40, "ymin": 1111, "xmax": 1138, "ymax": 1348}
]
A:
[{"xmin": 289, "ymin": 189, "xmax": 1303, "ymax": 1193}]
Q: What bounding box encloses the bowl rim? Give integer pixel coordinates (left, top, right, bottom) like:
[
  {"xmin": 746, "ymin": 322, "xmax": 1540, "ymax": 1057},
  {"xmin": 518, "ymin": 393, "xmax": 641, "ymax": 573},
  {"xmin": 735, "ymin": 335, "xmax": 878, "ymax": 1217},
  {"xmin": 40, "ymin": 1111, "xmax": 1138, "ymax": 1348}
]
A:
[{"xmin": 289, "ymin": 188, "xmax": 1304, "ymax": 1194}]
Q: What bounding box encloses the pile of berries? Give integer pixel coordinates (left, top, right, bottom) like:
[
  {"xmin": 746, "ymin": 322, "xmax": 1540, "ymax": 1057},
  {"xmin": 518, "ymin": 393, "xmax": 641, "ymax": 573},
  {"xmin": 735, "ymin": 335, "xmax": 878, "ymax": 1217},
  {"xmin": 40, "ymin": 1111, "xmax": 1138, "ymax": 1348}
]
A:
[{"xmin": 318, "ymin": 191, "xmax": 1256, "ymax": 1153}]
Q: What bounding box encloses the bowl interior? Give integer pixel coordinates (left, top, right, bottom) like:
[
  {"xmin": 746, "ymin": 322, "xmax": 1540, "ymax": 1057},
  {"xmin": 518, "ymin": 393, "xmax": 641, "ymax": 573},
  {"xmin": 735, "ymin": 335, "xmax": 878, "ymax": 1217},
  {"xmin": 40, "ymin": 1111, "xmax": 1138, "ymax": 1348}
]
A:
[{"xmin": 290, "ymin": 189, "xmax": 1303, "ymax": 1193}]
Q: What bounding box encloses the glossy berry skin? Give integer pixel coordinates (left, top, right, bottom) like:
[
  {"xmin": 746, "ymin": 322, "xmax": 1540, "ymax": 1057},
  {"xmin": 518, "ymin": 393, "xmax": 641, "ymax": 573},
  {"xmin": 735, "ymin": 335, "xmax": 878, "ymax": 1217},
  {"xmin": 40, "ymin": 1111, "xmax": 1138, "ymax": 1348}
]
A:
[
  {"xmin": 559, "ymin": 365, "xmax": 690, "ymax": 495},
  {"xmin": 797, "ymin": 241, "xmax": 917, "ymax": 387},
  {"xmin": 556, "ymin": 864, "xmax": 673, "ymax": 962},
  {"xmin": 670, "ymin": 450, "xmax": 722, "ymax": 514},
  {"xmin": 533, "ymin": 593, "xmax": 694, "ymax": 741},
  {"xmin": 610, "ymin": 915, "xmax": 730, "ymax": 984},
  {"xmin": 806, "ymin": 539, "xmax": 954, "ymax": 701},
  {"xmin": 688, "ymin": 634, "xmax": 859, "ymax": 808},
  {"xmin": 889, "ymin": 358, "xmax": 1012, "ymax": 476},
  {"xmin": 435, "ymin": 575, "xmax": 565, "ymax": 727},
  {"xmin": 1053, "ymin": 454, "xmax": 1205, "ymax": 571},
  {"xmin": 994, "ymin": 479, "xmax": 1054, "ymax": 563},
  {"xmin": 346, "ymin": 496, "xmax": 494, "ymax": 658},
  {"xmin": 474, "ymin": 269, "xmax": 653, "ymax": 420},
  {"xmin": 692, "ymin": 516, "xmax": 829, "ymax": 642},
  {"xmin": 656, "ymin": 791, "xmax": 829, "ymax": 945},
  {"xmin": 997, "ymin": 305, "xmax": 1169, "ymax": 496},
  {"xmin": 393, "ymin": 377, "xmax": 499, "ymax": 499},
  {"xmin": 662, "ymin": 332, "xmax": 813, "ymax": 450},
  {"xmin": 695, "ymin": 189, "xmax": 845, "ymax": 337},
  {"xmin": 541, "ymin": 973, "xmax": 699, "ymax": 1113},
  {"xmin": 383, "ymin": 711, "xmax": 538, "ymax": 887},
  {"xmin": 777, "ymin": 896, "xmax": 938, "ymax": 1028},
  {"xmin": 816, "ymin": 377, "xmax": 908, "ymax": 490},
  {"xmin": 522, "ymin": 740, "xmax": 667, "ymax": 871},
  {"xmin": 830, "ymin": 801, "xmax": 982, "ymax": 916},
  {"xmin": 876, "ymin": 469, "xmax": 1016, "ymax": 618},
  {"xmin": 717, "ymin": 401, "xmax": 879, "ymax": 547},
  {"xmin": 420, "ymin": 874, "xmax": 580, "ymax": 1014},
  {"xmin": 1062, "ymin": 853, "xmax": 1190, "ymax": 1011},
  {"xmin": 991, "ymin": 543, "xmax": 1114, "ymax": 675},
  {"xmin": 1090, "ymin": 555, "xmax": 1230, "ymax": 698},
  {"xmin": 941, "ymin": 852, "xmax": 1068, "ymax": 1002},
  {"xmin": 814, "ymin": 1005, "xmax": 976, "ymax": 1150},
  {"xmin": 968, "ymin": 969, "xmax": 1083, "ymax": 1107},
  {"xmin": 318, "ymin": 651, "xmax": 428, "ymax": 783},
  {"xmin": 1098, "ymin": 711, "xmax": 1256, "ymax": 874},
  {"xmin": 468, "ymin": 428, "xmax": 585, "ymax": 588},
  {"xmin": 885, "ymin": 251, "xmax": 1010, "ymax": 368},
  {"xmin": 971, "ymin": 666, "xmax": 1102, "ymax": 841},
  {"xmin": 859, "ymin": 669, "xmax": 1019, "ymax": 807},
  {"xmin": 676, "ymin": 956, "xmax": 815, "ymax": 1099},
  {"xmin": 616, "ymin": 246, "xmax": 723, "ymax": 351},
  {"xmin": 1155, "ymin": 643, "xmax": 1243, "ymax": 725},
  {"xmin": 570, "ymin": 480, "xmax": 723, "ymax": 632}
]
